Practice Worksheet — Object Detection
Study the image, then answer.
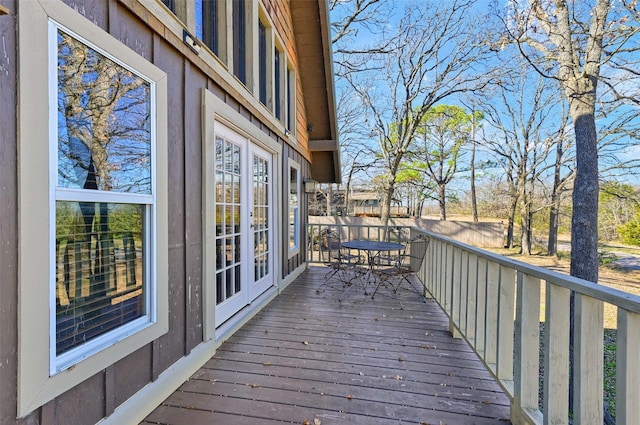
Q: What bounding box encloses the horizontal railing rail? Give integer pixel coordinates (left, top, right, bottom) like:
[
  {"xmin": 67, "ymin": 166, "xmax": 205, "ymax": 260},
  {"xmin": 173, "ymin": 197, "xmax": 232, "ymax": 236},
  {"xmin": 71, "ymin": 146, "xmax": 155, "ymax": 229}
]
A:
[{"xmin": 412, "ymin": 227, "xmax": 640, "ymax": 425}]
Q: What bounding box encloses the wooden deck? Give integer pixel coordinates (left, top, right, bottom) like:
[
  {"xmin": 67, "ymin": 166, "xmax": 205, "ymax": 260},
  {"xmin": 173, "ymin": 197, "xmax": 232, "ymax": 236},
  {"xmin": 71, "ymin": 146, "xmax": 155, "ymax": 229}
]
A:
[{"xmin": 142, "ymin": 266, "xmax": 511, "ymax": 425}]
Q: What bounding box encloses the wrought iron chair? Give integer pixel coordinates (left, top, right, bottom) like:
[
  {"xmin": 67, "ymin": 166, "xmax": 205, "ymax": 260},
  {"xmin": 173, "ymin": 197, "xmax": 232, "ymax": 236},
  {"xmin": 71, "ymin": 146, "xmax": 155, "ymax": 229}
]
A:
[
  {"xmin": 319, "ymin": 227, "xmax": 363, "ymax": 288},
  {"xmin": 371, "ymin": 234, "xmax": 430, "ymax": 303}
]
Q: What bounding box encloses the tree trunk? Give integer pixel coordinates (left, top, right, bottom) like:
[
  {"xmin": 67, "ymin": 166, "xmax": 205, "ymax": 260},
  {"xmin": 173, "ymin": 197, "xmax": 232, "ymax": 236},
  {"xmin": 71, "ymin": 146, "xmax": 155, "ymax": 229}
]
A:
[
  {"xmin": 470, "ymin": 117, "xmax": 478, "ymax": 222},
  {"xmin": 548, "ymin": 142, "xmax": 563, "ymax": 256},
  {"xmin": 569, "ymin": 111, "xmax": 599, "ymax": 283},
  {"xmin": 438, "ymin": 183, "xmax": 447, "ymax": 221},
  {"xmin": 520, "ymin": 193, "xmax": 531, "ymax": 255},
  {"xmin": 548, "ymin": 198, "xmax": 559, "ymax": 256},
  {"xmin": 380, "ymin": 182, "xmax": 394, "ymax": 227},
  {"xmin": 505, "ymin": 198, "xmax": 518, "ymax": 248}
]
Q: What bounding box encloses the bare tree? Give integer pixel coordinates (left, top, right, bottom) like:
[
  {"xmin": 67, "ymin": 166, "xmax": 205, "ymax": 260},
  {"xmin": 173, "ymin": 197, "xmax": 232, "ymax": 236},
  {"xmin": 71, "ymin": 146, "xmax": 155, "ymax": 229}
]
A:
[
  {"xmin": 483, "ymin": 68, "xmax": 564, "ymax": 254},
  {"xmin": 345, "ymin": 0, "xmax": 494, "ymax": 225},
  {"xmin": 500, "ymin": 0, "xmax": 640, "ymax": 281}
]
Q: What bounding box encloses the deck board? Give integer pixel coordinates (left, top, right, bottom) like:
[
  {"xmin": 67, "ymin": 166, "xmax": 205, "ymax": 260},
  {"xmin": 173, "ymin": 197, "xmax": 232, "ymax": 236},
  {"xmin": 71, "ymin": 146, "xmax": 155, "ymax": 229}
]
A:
[{"xmin": 142, "ymin": 266, "xmax": 511, "ymax": 424}]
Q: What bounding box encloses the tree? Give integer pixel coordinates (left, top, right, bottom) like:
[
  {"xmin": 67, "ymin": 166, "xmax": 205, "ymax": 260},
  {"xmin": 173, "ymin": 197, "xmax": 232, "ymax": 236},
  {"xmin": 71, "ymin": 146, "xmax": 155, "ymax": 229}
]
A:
[
  {"xmin": 501, "ymin": 0, "xmax": 640, "ymax": 280},
  {"xmin": 483, "ymin": 67, "xmax": 564, "ymax": 253},
  {"xmin": 345, "ymin": 0, "xmax": 494, "ymax": 225},
  {"xmin": 413, "ymin": 105, "xmax": 475, "ymax": 221}
]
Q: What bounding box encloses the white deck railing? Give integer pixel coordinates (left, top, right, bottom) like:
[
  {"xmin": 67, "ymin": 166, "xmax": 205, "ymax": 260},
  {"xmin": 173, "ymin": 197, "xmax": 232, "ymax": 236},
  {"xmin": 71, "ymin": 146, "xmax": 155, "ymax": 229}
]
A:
[
  {"xmin": 413, "ymin": 227, "xmax": 640, "ymax": 425},
  {"xmin": 307, "ymin": 223, "xmax": 640, "ymax": 424}
]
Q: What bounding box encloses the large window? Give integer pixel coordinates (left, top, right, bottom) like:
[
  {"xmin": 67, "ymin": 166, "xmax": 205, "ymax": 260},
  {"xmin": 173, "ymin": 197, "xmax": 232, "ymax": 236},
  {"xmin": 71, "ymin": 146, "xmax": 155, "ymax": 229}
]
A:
[
  {"xmin": 54, "ymin": 28, "xmax": 154, "ymax": 362},
  {"xmin": 288, "ymin": 160, "xmax": 301, "ymax": 255},
  {"xmin": 18, "ymin": 1, "xmax": 168, "ymax": 415}
]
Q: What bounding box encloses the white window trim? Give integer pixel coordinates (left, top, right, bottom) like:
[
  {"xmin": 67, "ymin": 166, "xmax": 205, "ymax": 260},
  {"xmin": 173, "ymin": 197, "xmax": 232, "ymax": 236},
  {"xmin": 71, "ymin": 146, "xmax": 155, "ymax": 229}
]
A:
[
  {"xmin": 288, "ymin": 159, "xmax": 301, "ymax": 258},
  {"xmin": 18, "ymin": 1, "xmax": 168, "ymax": 417}
]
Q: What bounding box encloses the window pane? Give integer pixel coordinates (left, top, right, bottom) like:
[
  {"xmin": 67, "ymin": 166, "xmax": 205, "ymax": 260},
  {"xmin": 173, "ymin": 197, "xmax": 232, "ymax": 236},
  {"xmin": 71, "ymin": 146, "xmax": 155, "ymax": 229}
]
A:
[
  {"xmin": 233, "ymin": 0, "xmax": 246, "ymax": 84},
  {"xmin": 57, "ymin": 30, "xmax": 152, "ymax": 194},
  {"xmin": 197, "ymin": 0, "xmax": 219, "ymax": 55},
  {"xmin": 286, "ymin": 69, "xmax": 293, "ymax": 131},
  {"xmin": 259, "ymin": 21, "xmax": 267, "ymax": 105},
  {"xmin": 161, "ymin": 0, "xmax": 175, "ymax": 12},
  {"xmin": 275, "ymin": 49, "xmax": 281, "ymax": 120},
  {"xmin": 55, "ymin": 201, "xmax": 145, "ymax": 355}
]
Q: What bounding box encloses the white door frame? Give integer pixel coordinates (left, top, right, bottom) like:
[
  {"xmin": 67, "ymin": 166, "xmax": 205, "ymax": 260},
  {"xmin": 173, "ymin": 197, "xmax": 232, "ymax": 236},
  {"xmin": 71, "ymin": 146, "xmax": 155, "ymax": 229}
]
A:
[{"xmin": 202, "ymin": 89, "xmax": 282, "ymax": 341}]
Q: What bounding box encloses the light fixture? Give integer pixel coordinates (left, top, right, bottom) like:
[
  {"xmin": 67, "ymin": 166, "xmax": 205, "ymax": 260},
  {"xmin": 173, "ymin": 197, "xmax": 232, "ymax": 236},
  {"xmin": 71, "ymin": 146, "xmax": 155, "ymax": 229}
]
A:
[
  {"xmin": 304, "ymin": 179, "xmax": 317, "ymax": 193},
  {"xmin": 183, "ymin": 29, "xmax": 201, "ymax": 55}
]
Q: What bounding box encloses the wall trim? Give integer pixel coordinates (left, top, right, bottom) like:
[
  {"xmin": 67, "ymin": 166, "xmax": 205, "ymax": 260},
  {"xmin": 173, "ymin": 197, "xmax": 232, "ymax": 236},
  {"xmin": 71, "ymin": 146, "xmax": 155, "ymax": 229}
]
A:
[{"xmin": 96, "ymin": 339, "xmax": 218, "ymax": 425}]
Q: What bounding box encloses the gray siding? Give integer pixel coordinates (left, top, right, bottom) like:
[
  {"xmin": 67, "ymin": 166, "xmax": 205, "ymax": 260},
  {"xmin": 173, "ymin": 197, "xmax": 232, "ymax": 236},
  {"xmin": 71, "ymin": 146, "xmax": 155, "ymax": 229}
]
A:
[
  {"xmin": 0, "ymin": 0, "xmax": 312, "ymax": 423},
  {"xmin": 0, "ymin": 2, "xmax": 20, "ymax": 423}
]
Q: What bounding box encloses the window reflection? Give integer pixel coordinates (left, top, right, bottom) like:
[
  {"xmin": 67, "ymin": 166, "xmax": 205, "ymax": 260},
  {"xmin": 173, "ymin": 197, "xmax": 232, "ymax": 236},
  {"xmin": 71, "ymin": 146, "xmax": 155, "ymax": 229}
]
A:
[{"xmin": 57, "ymin": 30, "xmax": 152, "ymax": 194}]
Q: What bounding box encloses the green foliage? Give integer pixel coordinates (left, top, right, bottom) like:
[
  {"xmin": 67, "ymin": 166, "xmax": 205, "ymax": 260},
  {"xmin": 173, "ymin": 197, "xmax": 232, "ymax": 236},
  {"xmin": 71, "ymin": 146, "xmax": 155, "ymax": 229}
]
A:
[
  {"xmin": 618, "ymin": 220, "xmax": 640, "ymax": 246},
  {"xmin": 598, "ymin": 181, "xmax": 640, "ymax": 242}
]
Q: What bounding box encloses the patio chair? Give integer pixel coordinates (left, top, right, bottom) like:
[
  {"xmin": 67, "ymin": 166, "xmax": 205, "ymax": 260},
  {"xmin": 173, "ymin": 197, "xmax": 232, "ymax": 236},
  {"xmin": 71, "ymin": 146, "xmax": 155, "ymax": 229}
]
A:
[
  {"xmin": 371, "ymin": 234, "xmax": 430, "ymax": 303},
  {"xmin": 319, "ymin": 228, "xmax": 363, "ymax": 288}
]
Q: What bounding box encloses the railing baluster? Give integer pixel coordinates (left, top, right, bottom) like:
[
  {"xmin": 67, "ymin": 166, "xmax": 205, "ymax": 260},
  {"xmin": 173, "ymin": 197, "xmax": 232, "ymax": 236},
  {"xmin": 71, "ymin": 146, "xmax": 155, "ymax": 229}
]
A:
[
  {"xmin": 513, "ymin": 272, "xmax": 541, "ymax": 422},
  {"xmin": 450, "ymin": 246, "xmax": 462, "ymax": 338},
  {"xmin": 459, "ymin": 250, "xmax": 469, "ymax": 336},
  {"xmin": 574, "ymin": 293, "xmax": 604, "ymax": 424},
  {"xmin": 485, "ymin": 260, "xmax": 500, "ymax": 372},
  {"xmin": 444, "ymin": 243, "xmax": 454, "ymax": 314},
  {"xmin": 475, "ymin": 257, "xmax": 487, "ymax": 358},
  {"xmin": 544, "ymin": 282, "xmax": 570, "ymax": 425},
  {"xmin": 466, "ymin": 253, "xmax": 478, "ymax": 347},
  {"xmin": 616, "ymin": 309, "xmax": 640, "ymax": 424},
  {"xmin": 497, "ymin": 266, "xmax": 515, "ymax": 384}
]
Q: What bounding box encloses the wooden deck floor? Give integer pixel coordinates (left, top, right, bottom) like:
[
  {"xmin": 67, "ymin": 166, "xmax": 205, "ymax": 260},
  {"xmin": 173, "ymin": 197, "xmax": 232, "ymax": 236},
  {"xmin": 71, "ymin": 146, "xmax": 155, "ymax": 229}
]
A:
[{"xmin": 142, "ymin": 266, "xmax": 511, "ymax": 425}]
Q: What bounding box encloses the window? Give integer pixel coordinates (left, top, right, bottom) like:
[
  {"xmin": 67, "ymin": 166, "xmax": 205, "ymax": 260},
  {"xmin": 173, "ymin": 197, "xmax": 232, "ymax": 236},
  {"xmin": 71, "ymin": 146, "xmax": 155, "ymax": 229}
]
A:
[
  {"xmin": 274, "ymin": 47, "xmax": 282, "ymax": 120},
  {"xmin": 286, "ymin": 64, "xmax": 295, "ymax": 134},
  {"xmin": 54, "ymin": 28, "xmax": 155, "ymax": 363},
  {"xmin": 288, "ymin": 160, "xmax": 300, "ymax": 255},
  {"xmin": 258, "ymin": 20, "xmax": 268, "ymax": 106},
  {"xmin": 18, "ymin": 1, "xmax": 168, "ymax": 415},
  {"xmin": 160, "ymin": 0, "xmax": 175, "ymax": 12},
  {"xmin": 195, "ymin": 0, "xmax": 226, "ymax": 60},
  {"xmin": 232, "ymin": 0, "xmax": 247, "ymax": 85}
]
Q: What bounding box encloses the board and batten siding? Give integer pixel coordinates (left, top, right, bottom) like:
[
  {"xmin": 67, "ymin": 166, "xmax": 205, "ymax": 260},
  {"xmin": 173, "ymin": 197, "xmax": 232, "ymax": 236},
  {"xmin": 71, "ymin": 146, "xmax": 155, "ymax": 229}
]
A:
[
  {"xmin": 1, "ymin": 0, "xmax": 318, "ymax": 423},
  {"xmin": 0, "ymin": 0, "xmax": 18, "ymax": 424}
]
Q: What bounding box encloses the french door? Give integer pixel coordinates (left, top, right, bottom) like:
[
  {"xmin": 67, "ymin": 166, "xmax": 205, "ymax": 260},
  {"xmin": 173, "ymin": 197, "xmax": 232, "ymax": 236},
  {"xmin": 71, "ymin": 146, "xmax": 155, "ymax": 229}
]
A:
[{"xmin": 213, "ymin": 125, "xmax": 274, "ymax": 326}]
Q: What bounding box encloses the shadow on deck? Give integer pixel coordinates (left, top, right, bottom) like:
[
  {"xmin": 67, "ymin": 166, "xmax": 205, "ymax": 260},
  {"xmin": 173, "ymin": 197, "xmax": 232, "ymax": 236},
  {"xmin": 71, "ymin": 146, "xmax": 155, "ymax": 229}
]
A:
[{"xmin": 142, "ymin": 266, "xmax": 511, "ymax": 424}]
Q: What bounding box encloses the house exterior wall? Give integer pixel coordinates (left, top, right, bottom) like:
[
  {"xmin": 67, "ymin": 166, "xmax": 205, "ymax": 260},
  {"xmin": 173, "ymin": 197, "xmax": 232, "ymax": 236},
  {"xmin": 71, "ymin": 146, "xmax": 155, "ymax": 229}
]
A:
[{"xmin": 0, "ymin": 0, "xmax": 331, "ymax": 423}]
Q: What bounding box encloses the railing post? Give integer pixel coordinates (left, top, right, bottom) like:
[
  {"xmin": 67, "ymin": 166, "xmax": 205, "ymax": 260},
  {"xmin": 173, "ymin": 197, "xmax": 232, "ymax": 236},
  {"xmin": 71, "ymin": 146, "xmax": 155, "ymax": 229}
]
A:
[
  {"xmin": 544, "ymin": 283, "xmax": 570, "ymax": 425},
  {"xmin": 512, "ymin": 272, "xmax": 541, "ymax": 424},
  {"xmin": 574, "ymin": 293, "xmax": 604, "ymax": 424},
  {"xmin": 616, "ymin": 309, "xmax": 640, "ymax": 424}
]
